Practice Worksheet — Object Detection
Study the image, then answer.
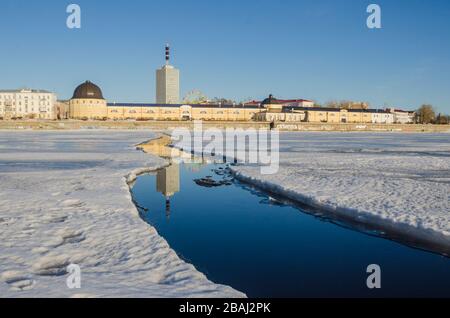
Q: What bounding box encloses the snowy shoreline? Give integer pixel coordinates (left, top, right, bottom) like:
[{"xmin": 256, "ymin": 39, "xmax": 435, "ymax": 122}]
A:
[
  {"xmin": 0, "ymin": 131, "xmax": 245, "ymax": 298},
  {"xmin": 231, "ymin": 170, "xmax": 450, "ymax": 256},
  {"xmin": 228, "ymin": 133, "xmax": 450, "ymax": 256},
  {"xmin": 174, "ymin": 132, "xmax": 450, "ymax": 256}
]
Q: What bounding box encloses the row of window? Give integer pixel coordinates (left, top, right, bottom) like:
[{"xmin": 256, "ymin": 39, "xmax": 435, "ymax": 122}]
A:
[
  {"xmin": 0, "ymin": 101, "xmax": 51, "ymax": 106},
  {"xmin": 72, "ymin": 100, "xmax": 103, "ymax": 104},
  {"xmin": 0, "ymin": 108, "xmax": 53, "ymax": 112},
  {"xmin": 108, "ymin": 109, "xmax": 254, "ymax": 115},
  {"xmin": 0, "ymin": 95, "xmax": 52, "ymax": 100}
]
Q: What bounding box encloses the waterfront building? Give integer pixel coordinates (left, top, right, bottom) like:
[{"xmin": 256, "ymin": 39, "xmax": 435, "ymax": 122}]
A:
[
  {"xmin": 254, "ymin": 95, "xmax": 306, "ymax": 122},
  {"xmin": 371, "ymin": 109, "xmax": 395, "ymax": 124},
  {"xmin": 255, "ymin": 95, "xmax": 398, "ymax": 124},
  {"xmin": 156, "ymin": 45, "xmax": 180, "ymax": 104},
  {"xmin": 55, "ymin": 100, "xmax": 70, "ymax": 120},
  {"xmin": 387, "ymin": 108, "xmax": 416, "ymax": 124},
  {"xmin": 69, "ymin": 81, "xmax": 108, "ymax": 120},
  {"xmin": 246, "ymin": 98, "xmax": 314, "ymax": 108},
  {"xmin": 106, "ymin": 102, "xmax": 260, "ymax": 121},
  {"xmin": 303, "ymin": 108, "xmax": 393, "ymax": 124},
  {"xmin": 0, "ymin": 89, "xmax": 56, "ymax": 120},
  {"xmin": 65, "ymin": 81, "xmax": 409, "ymax": 125}
]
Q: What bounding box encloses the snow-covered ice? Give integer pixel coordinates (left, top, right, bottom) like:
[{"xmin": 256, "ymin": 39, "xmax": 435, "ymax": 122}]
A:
[
  {"xmin": 230, "ymin": 133, "xmax": 450, "ymax": 254},
  {"xmin": 0, "ymin": 131, "xmax": 244, "ymax": 298}
]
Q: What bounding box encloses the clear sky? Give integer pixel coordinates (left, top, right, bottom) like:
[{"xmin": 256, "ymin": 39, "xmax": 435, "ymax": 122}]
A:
[{"xmin": 1, "ymin": 0, "xmax": 450, "ymax": 113}]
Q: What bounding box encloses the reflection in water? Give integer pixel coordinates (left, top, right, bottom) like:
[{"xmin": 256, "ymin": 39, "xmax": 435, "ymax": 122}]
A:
[
  {"xmin": 132, "ymin": 161, "xmax": 450, "ymax": 297},
  {"xmin": 156, "ymin": 163, "xmax": 180, "ymax": 218},
  {"xmin": 133, "ymin": 136, "xmax": 450, "ymax": 297},
  {"xmin": 139, "ymin": 135, "xmax": 238, "ymax": 218}
]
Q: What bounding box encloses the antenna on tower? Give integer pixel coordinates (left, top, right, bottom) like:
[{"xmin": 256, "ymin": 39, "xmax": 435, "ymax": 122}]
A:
[{"xmin": 165, "ymin": 44, "xmax": 170, "ymax": 65}]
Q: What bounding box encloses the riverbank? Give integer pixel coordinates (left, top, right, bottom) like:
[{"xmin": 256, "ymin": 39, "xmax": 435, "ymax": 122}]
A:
[
  {"xmin": 132, "ymin": 133, "xmax": 450, "ymax": 297},
  {"xmin": 1, "ymin": 120, "xmax": 449, "ymax": 133},
  {"xmin": 0, "ymin": 131, "xmax": 244, "ymax": 298},
  {"xmin": 230, "ymin": 133, "xmax": 450, "ymax": 256},
  {"xmin": 170, "ymin": 132, "xmax": 450, "ymax": 256}
]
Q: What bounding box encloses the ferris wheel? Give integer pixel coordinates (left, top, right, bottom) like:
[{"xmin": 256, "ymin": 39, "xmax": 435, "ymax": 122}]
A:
[{"xmin": 182, "ymin": 89, "xmax": 209, "ymax": 104}]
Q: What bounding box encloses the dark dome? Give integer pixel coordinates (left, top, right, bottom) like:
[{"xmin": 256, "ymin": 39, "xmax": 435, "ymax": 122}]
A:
[
  {"xmin": 72, "ymin": 81, "xmax": 104, "ymax": 99},
  {"xmin": 261, "ymin": 94, "xmax": 280, "ymax": 106}
]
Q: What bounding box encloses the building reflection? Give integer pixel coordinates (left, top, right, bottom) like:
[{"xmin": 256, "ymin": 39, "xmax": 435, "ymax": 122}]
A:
[{"xmin": 156, "ymin": 163, "xmax": 180, "ymax": 219}]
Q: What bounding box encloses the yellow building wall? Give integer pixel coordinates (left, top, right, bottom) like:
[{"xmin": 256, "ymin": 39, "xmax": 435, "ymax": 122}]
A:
[
  {"xmin": 160, "ymin": 107, "xmax": 180, "ymax": 120},
  {"xmin": 192, "ymin": 107, "xmax": 213, "ymax": 120},
  {"xmin": 244, "ymin": 109, "xmax": 258, "ymax": 121},
  {"xmin": 69, "ymin": 99, "xmax": 108, "ymax": 120},
  {"xmin": 108, "ymin": 106, "xmax": 125, "ymax": 120},
  {"xmin": 141, "ymin": 107, "xmax": 160, "ymax": 120},
  {"xmin": 361, "ymin": 113, "xmax": 372, "ymax": 123},
  {"xmin": 304, "ymin": 109, "xmax": 374, "ymax": 123},
  {"xmin": 70, "ymin": 101, "xmax": 261, "ymax": 121},
  {"xmin": 127, "ymin": 107, "xmax": 144, "ymax": 119},
  {"xmin": 327, "ymin": 111, "xmax": 340, "ymax": 123},
  {"xmin": 228, "ymin": 109, "xmax": 247, "ymax": 121},
  {"xmin": 307, "ymin": 111, "xmax": 328, "ymax": 123},
  {"xmin": 348, "ymin": 112, "xmax": 362, "ymax": 123},
  {"xmin": 211, "ymin": 108, "xmax": 228, "ymax": 121}
]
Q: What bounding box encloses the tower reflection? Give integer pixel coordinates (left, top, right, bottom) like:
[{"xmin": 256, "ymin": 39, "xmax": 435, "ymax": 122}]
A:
[{"xmin": 156, "ymin": 163, "xmax": 180, "ymax": 219}]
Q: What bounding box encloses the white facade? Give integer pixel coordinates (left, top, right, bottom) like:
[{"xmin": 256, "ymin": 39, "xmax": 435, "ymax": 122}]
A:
[
  {"xmin": 156, "ymin": 65, "xmax": 180, "ymax": 104},
  {"xmin": 371, "ymin": 111, "xmax": 394, "ymax": 124},
  {"xmin": 282, "ymin": 100, "xmax": 314, "ymax": 108},
  {"xmin": 299, "ymin": 100, "xmax": 314, "ymax": 108},
  {"xmin": 0, "ymin": 89, "xmax": 56, "ymax": 120},
  {"xmin": 387, "ymin": 109, "xmax": 416, "ymax": 124}
]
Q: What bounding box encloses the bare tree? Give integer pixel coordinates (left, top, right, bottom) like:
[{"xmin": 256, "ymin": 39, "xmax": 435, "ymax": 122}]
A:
[
  {"xmin": 325, "ymin": 100, "xmax": 369, "ymax": 110},
  {"xmin": 325, "ymin": 100, "xmax": 339, "ymax": 108},
  {"xmin": 435, "ymin": 113, "xmax": 450, "ymax": 125},
  {"xmin": 416, "ymin": 104, "xmax": 436, "ymax": 124}
]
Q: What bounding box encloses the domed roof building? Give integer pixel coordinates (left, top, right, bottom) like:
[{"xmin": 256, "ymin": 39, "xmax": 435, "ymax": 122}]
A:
[
  {"xmin": 72, "ymin": 81, "xmax": 105, "ymax": 100},
  {"xmin": 261, "ymin": 94, "xmax": 281, "ymax": 107},
  {"xmin": 69, "ymin": 80, "xmax": 108, "ymax": 120},
  {"xmin": 261, "ymin": 94, "xmax": 283, "ymax": 113}
]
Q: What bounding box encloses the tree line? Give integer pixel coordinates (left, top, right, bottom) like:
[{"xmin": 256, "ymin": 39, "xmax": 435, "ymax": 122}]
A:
[
  {"xmin": 320, "ymin": 101, "xmax": 449, "ymax": 125},
  {"xmin": 416, "ymin": 104, "xmax": 449, "ymax": 124}
]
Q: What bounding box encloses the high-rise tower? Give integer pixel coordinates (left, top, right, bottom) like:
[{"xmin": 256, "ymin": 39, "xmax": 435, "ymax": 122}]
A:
[{"xmin": 156, "ymin": 44, "xmax": 180, "ymax": 104}]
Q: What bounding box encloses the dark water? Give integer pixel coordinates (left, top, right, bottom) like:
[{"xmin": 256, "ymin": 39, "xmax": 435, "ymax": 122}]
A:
[{"xmin": 132, "ymin": 161, "xmax": 450, "ymax": 298}]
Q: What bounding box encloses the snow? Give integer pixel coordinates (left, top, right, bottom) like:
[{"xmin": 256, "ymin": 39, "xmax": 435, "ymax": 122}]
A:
[
  {"xmin": 229, "ymin": 132, "xmax": 450, "ymax": 254},
  {"xmin": 0, "ymin": 131, "xmax": 244, "ymax": 298}
]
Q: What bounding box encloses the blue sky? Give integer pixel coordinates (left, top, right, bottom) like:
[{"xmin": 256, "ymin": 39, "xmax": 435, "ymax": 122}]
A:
[{"xmin": 1, "ymin": 0, "xmax": 450, "ymax": 113}]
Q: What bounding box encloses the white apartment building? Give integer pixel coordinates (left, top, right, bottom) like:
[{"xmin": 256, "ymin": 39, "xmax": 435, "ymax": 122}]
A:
[
  {"xmin": 386, "ymin": 108, "xmax": 416, "ymax": 124},
  {"xmin": 371, "ymin": 110, "xmax": 395, "ymax": 124},
  {"xmin": 0, "ymin": 89, "xmax": 57, "ymax": 120}
]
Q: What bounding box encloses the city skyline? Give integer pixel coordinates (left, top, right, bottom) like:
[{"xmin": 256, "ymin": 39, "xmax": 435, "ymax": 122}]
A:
[{"xmin": 1, "ymin": 0, "xmax": 450, "ymax": 112}]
